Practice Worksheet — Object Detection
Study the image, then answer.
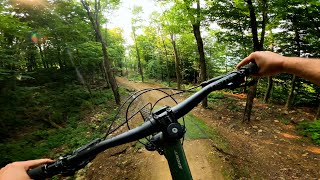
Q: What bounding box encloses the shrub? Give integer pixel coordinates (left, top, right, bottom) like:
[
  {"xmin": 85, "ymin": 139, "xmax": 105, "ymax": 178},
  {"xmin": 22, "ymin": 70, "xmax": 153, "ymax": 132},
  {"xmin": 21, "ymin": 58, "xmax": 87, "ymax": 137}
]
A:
[
  {"xmin": 297, "ymin": 120, "xmax": 320, "ymax": 145},
  {"xmin": 207, "ymin": 91, "xmax": 225, "ymax": 102}
]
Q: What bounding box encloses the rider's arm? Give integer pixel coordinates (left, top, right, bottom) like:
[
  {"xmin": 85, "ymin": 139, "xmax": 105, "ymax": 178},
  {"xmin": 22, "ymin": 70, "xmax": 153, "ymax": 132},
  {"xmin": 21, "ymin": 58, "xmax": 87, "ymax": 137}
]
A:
[
  {"xmin": 0, "ymin": 159, "xmax": 54, "ymax": 180},
  {"xmin": 237, "ymin": 51, "xmax": 320, "ymax": 86},
  {"xmin": 283, "ymin": 57, "xmax": 320, "ymax": 85}
]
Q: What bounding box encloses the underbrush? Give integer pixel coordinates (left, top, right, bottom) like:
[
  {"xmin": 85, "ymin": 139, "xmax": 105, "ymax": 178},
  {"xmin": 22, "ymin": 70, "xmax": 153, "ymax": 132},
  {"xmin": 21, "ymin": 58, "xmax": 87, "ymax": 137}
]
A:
[
  {"xmin": 0, "ymin": 121, "xmax": 101, "ymax": 166},
  {"xmin": 207, "ymin": 91, "xmax": 225, "ymax": 102},
  {"xmin": 297, "ymin": 120, "xmax": 320, "ymax": 145},
  {"xmin": 0, "ymin": 82, "xmax": 123, "ymax": 166}
]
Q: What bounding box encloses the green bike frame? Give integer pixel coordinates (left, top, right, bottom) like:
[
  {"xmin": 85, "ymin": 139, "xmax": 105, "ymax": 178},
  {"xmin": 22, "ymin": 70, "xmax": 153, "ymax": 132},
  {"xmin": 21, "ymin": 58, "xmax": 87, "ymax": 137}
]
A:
[{"xmin": 163, "ymin": 140, "xmax": 193, "ymax": 180}]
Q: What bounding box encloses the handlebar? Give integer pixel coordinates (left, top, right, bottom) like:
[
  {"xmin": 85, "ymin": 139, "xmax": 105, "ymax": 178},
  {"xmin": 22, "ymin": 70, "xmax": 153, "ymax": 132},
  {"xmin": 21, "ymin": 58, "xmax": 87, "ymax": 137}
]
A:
[
  {"xmin": 28, "ymin": 63, "xmax": 258, "ymax": 179},
  {"xmin": 28, "ymin": 118, "xmax": 160, "ymax": 179},
  {"xmin": 172, "ymin": 63, "xmax": 258, "ymax": 118}
]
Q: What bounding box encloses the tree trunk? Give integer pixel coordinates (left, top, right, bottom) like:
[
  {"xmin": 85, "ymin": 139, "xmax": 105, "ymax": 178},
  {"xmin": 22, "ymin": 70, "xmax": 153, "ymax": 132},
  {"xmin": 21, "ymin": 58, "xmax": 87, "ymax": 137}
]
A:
[
  {"xmin": 27, "ymin": 51, "xmax": 36, "ymax": 71},
  {"xmin": 316, "ymin": 102, "xmax": 320, "ymax": 120},
  {"xmin": 243, "ymin": 84, "xmax": 257, "ymax": 122},
  {"xmin": 264, "ymin": 31, "xmax": 275, "ymax": 104},
  {"xmin": 264, "ymin": 76, "xmax": 273, "ymax": 103},
  {"xmin": 37, "ymin": 42, "xmax": 47, "ymax": 69},
  {"xmin": 81, "ymin": 0, "xmax": 120, "ymax": 104},
  {"xmin": 119, "ymin": 60, "xmax": 123, "ymax": 76},
  {"xmin": 159, "ymin": 28, "xmax": 171, "ymax": 86},
  {"xmin": 192, "ymin": 23, "xmax": 207, "ymax": 108},
  {"xmin": 243, "ymin": 0, "xmax": 267, "ymax": 122},
  {"xmin": 170, "ymin": 33, "xmax": 182, "ymax": 90},
  {"xmin": 285, "ymin": 75, "xmax": 297, "ymax": 110},
  {"xmin": 57, "ymin": 45, "xmax": 63, "ymax": 69},
  {"xmin": 132, "ymin": 27, "xmax": 144, "ymax": 82},
  {"xmin": 100, "ymin": 32, "xmax": 120, "ymax": 104},
  {"xmin": 285, "ymin": 19, "xmax": 300, "ymax": 110},
  {"xmin": 100, "ymin": 61, "xmax": 110, "ymax": 88}
]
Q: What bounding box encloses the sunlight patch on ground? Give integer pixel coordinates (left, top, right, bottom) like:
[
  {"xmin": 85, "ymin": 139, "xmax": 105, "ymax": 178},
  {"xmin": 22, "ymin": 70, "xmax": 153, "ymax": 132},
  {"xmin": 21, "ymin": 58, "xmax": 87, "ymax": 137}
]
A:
[
  {"xmin": 224, "ymin": 92, "xmax": 247, "ymax": 99},
  {"xmin": 280, "ymin": 133, "xmax": 300, "ymax": 140},
  {"xmin": 262, "ymin": 139, "xmax": 276, "ymax": 145},
  {"xmin": 306, "ymin": 146, "xmax": 320, "ymax": 154},
  {"xmin": 282, "ymin": 124, "xmax": 295, "ymax": 130}
]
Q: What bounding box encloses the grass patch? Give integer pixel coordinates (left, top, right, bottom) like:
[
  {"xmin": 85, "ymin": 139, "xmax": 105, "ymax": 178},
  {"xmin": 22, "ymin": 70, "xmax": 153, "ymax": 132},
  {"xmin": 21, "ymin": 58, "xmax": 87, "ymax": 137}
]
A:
[
  {"xmin": 280, "ymin": 119, "xmax": 290, "ymax": 125},
  {"xmin": 297, "ymin": 120, "xmax": 320, "ymax": 145},
  {"xmin": 0, "ymin": 121, "xmax": 102, "ymax": 166},
  {"xmin": 132, "ymin": 113, "xmax": 229, "ymax": 152},
  {"xmin": 183, "ymin": 113, "xmax": 228, "ymax": 150},
  {"xmin": 207, "ymin": 91, "xmax": 225, "ymax": 103},
  {"xmin": 183, "ymin": 114, "xmax": 211, "ymax": 139},
  {"xmin": 134, "ymin": 138, "xmax": 149, "ymax": 150},
  {"xmin": 227, "ymin": 104, "xmax": 240, "ymax": 112},
  {"xmin": 128, "ymin": 73, "xmax": 144, "ymax": 82}
]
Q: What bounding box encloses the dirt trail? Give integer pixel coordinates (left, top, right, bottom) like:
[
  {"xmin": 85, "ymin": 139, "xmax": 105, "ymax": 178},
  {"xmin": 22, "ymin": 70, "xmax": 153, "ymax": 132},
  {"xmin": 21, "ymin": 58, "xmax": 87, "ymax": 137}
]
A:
[
  {"xmin": 86, "ymin": 78, "xmax": 229, "ymax": 180},
  {"xmin": 114, "ymin": 77, "xmax": 227, "ymax": 180},
  {"xmin": 86, "ymin": 78, "xmax": 320, "ymax": 180}
]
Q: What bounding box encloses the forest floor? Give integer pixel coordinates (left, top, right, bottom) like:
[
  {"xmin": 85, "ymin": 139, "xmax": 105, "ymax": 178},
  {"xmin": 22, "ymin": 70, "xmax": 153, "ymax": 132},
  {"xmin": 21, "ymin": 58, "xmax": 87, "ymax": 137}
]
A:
[{"xmin": 84, "ymin": 77, "xmax": 320, "ymax": 180}]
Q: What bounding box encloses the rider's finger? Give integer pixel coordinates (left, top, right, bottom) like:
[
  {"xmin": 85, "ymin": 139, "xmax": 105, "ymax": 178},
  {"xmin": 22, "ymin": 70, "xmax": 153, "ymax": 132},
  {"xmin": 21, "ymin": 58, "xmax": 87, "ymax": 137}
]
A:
[
  {"xmin": 237, "ymin": 53, "xmax": 255, "ymax": 69},
  {"xmin": 20, "ymin": 159, "xmax": 54, "ymax": 170}
]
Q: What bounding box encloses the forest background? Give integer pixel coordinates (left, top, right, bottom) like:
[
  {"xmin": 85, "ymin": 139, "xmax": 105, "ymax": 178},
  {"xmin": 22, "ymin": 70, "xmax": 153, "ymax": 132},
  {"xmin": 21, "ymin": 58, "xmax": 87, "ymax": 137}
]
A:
[{"xmin": 0, "ymin": 0, "xmax": 319, "ymax": 169}]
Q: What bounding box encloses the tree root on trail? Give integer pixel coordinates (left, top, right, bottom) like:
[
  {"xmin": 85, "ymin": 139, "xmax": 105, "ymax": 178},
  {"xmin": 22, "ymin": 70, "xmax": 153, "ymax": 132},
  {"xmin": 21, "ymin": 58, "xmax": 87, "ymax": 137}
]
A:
[
  {"xmin": 110, "ymin": 147, "xmax": 128, "ymax": 157},
  {"xmin": 212, "ymin": 143, "xmax": 235, "ymax": 158}
]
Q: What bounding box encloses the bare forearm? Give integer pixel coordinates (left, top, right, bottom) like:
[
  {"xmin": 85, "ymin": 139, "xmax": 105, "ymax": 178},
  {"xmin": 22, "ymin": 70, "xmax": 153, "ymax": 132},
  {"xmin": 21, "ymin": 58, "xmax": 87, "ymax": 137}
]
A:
[
  {"xmin": 237, "ymin": 51, "xmax": 320, "ymax": 86},
  {"xmin": 283, "ymin": 57, "xmax": 320, "ymax": 86}
]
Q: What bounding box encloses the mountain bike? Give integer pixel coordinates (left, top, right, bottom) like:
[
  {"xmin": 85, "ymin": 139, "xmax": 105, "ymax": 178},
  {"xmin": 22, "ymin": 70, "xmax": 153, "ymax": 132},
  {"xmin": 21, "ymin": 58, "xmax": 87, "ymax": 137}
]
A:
[{"xmin": 27, "ymin": 63, "xmax": 258, "ymax": 180}]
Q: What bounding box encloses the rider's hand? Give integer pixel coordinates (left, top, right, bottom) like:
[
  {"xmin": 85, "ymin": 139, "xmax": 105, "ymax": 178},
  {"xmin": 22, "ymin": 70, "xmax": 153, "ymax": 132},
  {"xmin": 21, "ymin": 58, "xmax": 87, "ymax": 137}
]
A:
[
  {"xmin": 0, "ymin": 159, "xmax": 54, "ymax": 180},
  {"xmin": 237, "ymin": 51, "xmax": 286, "ymax": 77}
]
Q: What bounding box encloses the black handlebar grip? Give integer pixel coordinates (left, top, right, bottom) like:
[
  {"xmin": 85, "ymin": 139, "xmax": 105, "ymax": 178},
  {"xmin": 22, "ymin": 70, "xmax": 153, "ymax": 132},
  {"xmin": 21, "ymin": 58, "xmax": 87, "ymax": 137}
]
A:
[
  {"xmin": 27, "ymin": 165, "xmax": 47, "ymax": 180},
  {"xmin": 241, "ymin": 62, "xmax": 259, "ymax": 75}
]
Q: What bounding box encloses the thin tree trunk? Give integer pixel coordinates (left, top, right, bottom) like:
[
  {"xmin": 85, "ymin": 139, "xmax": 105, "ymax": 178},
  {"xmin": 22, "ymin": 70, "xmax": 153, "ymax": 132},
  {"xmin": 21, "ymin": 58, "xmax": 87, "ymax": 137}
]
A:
[
  {"xmin": 27, "ymin": 51, "xmax": 36, "ymax": 71},
  {"xmin": 100, "ymin": 61, "xmax": 110, "ymax": 87},
  {"xmin": 285, "ymin": 75, "xmax": 297, "ymax": 110},
  {"xmin": 285, "ymin": 19, "xmax": 300, "ymax": 110},
  {"xmin": 264, "ymin": 76, "xmax": 273, "ymax": 103},
  {"xmin": 243, "ymin": 0, "xmax": 259, "ymax": 122},
  {"xmin": 119, "ymin": 60, "xmax": 123, "ymax": 76},
  {"xmin": 170, "ymin": 33, "xmax": 182, "ymax": 90},
  {"xmin": 132, "ymin": 27, "xmax": 144, "ymax": 82},
  {"xmin": 189, "ymin": 0, "xmax": 207, "ymax": 107},
  {"xmin": 81, "ymin": 0, "xmax": 120, "ymax": 104},
  {"xmin": 243, "ymin": 84, "xmax": 257, "ymax": 122},
  {"xmin": 37, "ymin": 42, "xmax": 47, "ymax": 69},
  {"xmin": 316, "ymin": 101, "xmax": 320, "ymax": 120},
  {"xmin": 159, "ymin": 28, "xmax": 171, "ymax": 86},
  {"xmin": 57, "ymin": 45, "xmax": 63, "ymax": 69},
  {"xmin": 264, "ymin": 30, "xmax": 274, "ymax": 104},
  {"xmin": 192, "ymin": 23, "xmax": 207, "ymax": 108},
  {"xmin": 100, "ymin": 33, "xmax": 120, "ymax": 104},
  {"xmin": 243, "ymin": 0, "xmax": 267, "ymax": 122}
]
